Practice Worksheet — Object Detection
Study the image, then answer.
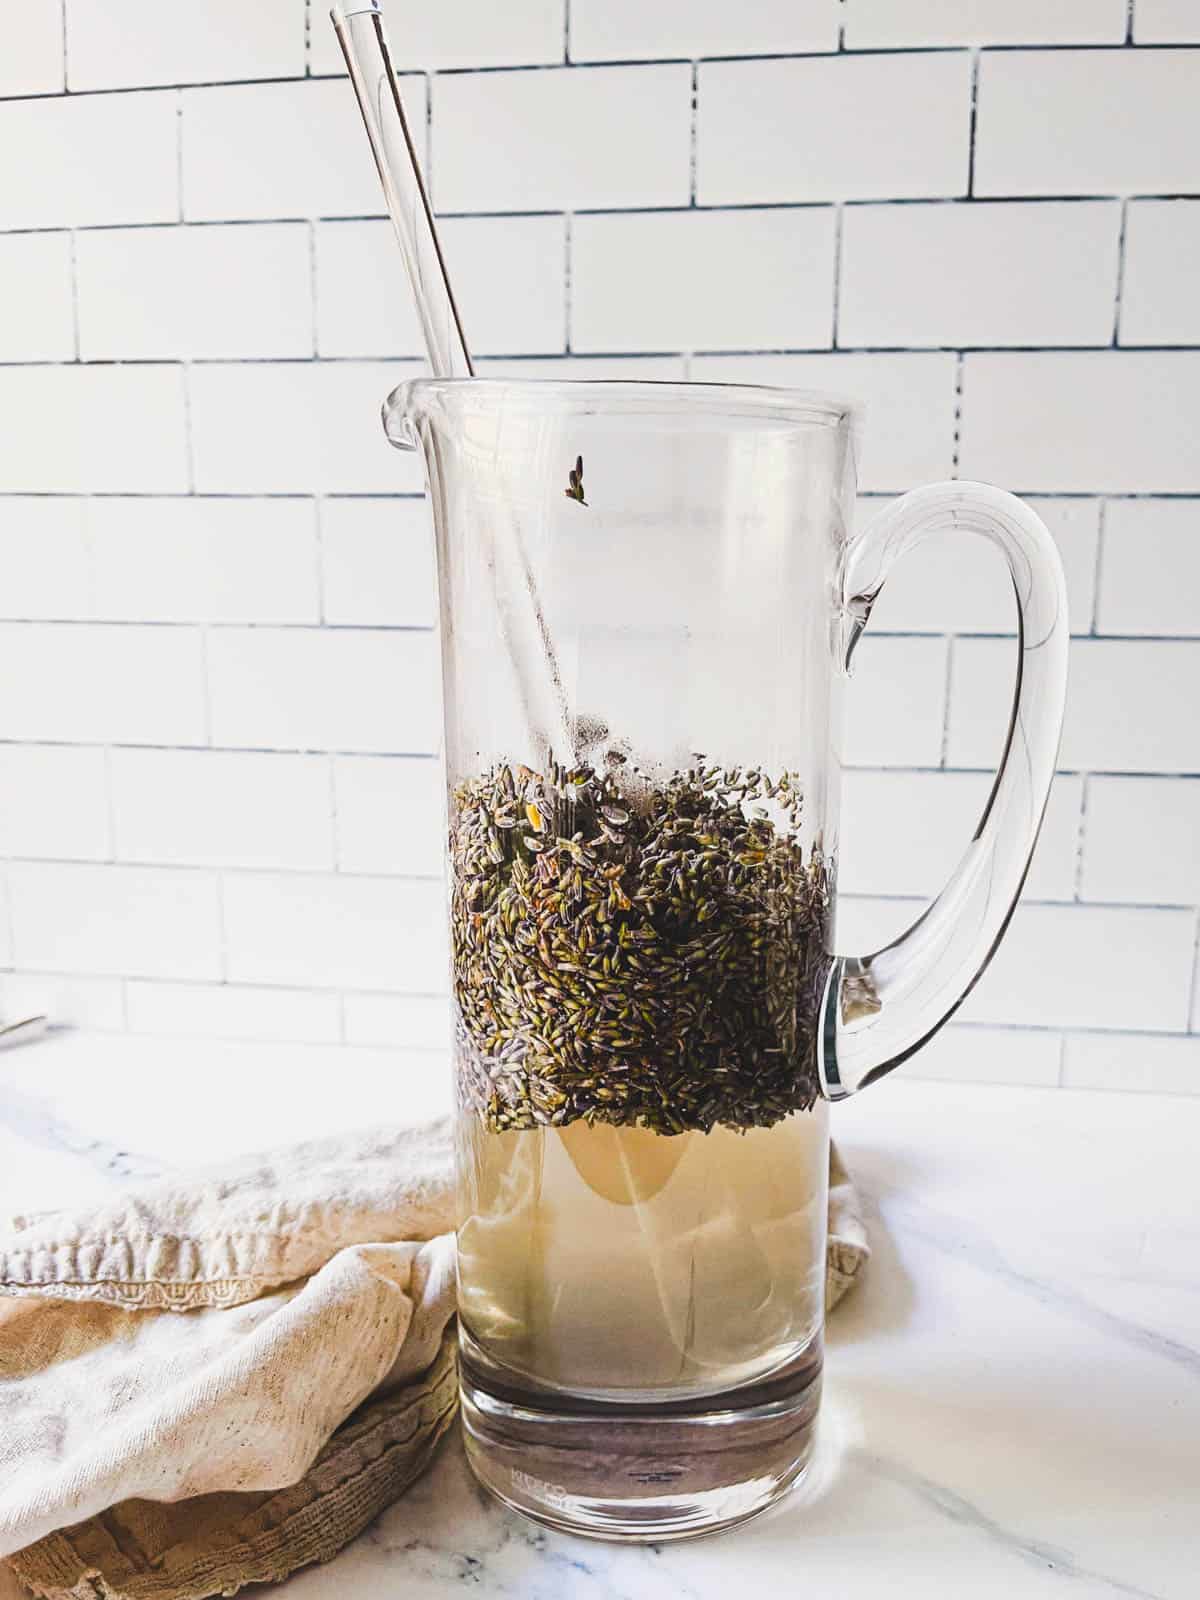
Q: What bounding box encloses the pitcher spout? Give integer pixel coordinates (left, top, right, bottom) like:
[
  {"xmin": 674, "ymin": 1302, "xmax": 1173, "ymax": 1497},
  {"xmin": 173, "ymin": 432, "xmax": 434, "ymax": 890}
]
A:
[{"xmin": 382, "ymin": 379, "xmax": 419, "ymax": 451}]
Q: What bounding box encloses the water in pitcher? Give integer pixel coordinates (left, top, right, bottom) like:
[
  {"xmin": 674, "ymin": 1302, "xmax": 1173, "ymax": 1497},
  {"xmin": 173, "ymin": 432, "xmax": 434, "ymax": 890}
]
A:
[
  {"xmin": 457, "ymin": 1107, "xmax": 829, "ymax": 1401},
  {"xmin": 450, "ymin": 753, "xmax": 834, "ymax": 1429}
]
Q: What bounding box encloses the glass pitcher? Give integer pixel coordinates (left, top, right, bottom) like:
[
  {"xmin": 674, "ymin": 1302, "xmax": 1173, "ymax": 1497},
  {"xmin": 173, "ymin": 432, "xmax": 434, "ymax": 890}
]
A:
[{"xmin": 383, "ymin": 377, "xmax": 1068, "ymax": 1542}]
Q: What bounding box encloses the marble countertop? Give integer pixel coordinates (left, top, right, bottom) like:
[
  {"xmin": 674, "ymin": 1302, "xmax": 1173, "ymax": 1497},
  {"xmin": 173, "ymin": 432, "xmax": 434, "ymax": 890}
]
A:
[{"xmin": 1, "ymin": 1031, "xmax": 1196, "ymax": 1599}]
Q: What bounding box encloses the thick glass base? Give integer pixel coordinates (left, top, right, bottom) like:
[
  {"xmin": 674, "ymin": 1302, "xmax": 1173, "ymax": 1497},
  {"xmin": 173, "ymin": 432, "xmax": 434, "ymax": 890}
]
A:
[{"xmin": 459, "ymin": 1328, "xmax": 823, "ymax": 1542}]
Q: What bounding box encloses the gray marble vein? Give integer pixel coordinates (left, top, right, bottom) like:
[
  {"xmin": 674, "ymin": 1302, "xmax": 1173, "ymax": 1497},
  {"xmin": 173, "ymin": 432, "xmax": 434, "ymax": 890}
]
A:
[
  {"xmin": 0, "ymin": 1080, "xmax": 165, "ymax": 1184},
  {"xmin": 885, "ymin": 1198, "xmax": 1200, "ymax": 1379},
  {"xmin": 858, "ymin": 1451, "xmax": 1168, "ymax": 1600}
]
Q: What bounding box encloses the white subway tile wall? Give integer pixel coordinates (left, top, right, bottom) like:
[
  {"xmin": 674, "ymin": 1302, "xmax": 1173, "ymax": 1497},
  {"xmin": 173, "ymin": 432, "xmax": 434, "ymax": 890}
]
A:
[
  {"xmin": 0, "ymin": 623, "xmax": 208, "ymax": 745},
  {"xmin": 844, "ymin": 0, "xmax": 1128, "ymax": 48},
  {"xmin": 1, "ymin": 1, "xmax": 1198, "ymax": 1091},
  {"xmin": 188, "ymin": 361, "xmax": 425, "ymax": 493},
  {"xmin": 864, "ymin": 498, "xmax": 1101, "ymax": 634},
  {"xmin": 697, "ymin": 54, "xmax": 973, "ymax": 205},
  {"xmin": 433, "ymin": 66, "xmax": 692, "ymax": 212},
  {"xmin": 342, "ymin": 992, "xmax": 454, "ymax": 1050},
  {"xmin": 571, "ymin": 0, "xmax": 840, "ymax": 60},
  {"xmin": 1119, "ymin": 202, "xmax": 1200, "ymax": 347},
  {"xmin": 310, "ymin": 0, "xmax": 566, "ymax": 76},
  {"xmin": 958, "ymin": 352, "xmax": 1200, "ymax": 493},
  {"xmin": 839, "ymin": 771, "xmax": 1083, "ymax": 902},
  {"xmin": 76, "ymin": 224, "xmax": 315, "ymax": 361},
  {"xmin": 0, "ymin": 747, "xmax": 111, "ymax": 862},
  {"xmin": 947, "ymin": 639, "xmax": 1200, "ymax": 773},
  {"xmin": 0, "ymin": 92, "xmax": 179, "ymax": 230},
  {"xmin": 181, "ymin": 78, "xmax": 428, "ymax": 222},
  {"xmin": 205, "ymin": 628, "xmax": 441, "ymax": 754},
  {"xmin": 0, "ymin": 233, "xmax": 76, "ymax": 361},
  {"xmin": 220, "ymin": 873, "xmax": 448, "ymax": 992},
  {"xmin": 0, "ymin": 2, "xmax": 63, "ymax": 96},
  {"xmin": 571, "ymin": 209, "xmax": 837, "ymax": 352},
  {"xmin": 125, "ymin": 980, "xmax": 342, "ymax": 1043},
  {"xmin": 1133, "ymin": 0, "xmax": 1200, "ymax": 43},
  {"xmin": 840, "ymin": 636, "xmax": 950, "ymax": 767},
  {"xmin": 838, "ymin": 202, "xmax": 1121, "ymax": 349},
  {"xmin": 318, "ymin": 499, "xmax": 437, "ymax": 627},
  {"xmin": 692, "ymin": 352, "xmax": 959, "ymax": 490},
  {"xmin": 1082, "ymin": 778, "xmax": 1200, "ymax": 907},
  {"xmin": 1096, "ymin": 500, "xmax": 1200, "ymax": 636},
  {"xmin": 65, "ymin": 0, "xmax": 306, "ymax": 91},
  {"xmin": 0, "ymin": 501, "xmax": 92, "ymax": 620},
  {"xmin": 0, "ymin": 367, "xmax": 190, "ymax": 493},
  {"xmin": 7, "ymin": 862, "xmax": 224, "ymax": 981},
  {"xmin": 974, "ymin": 50, "xmax": 1200, "ymax": 198},
  {"xmin": 109, "ymin": 749, "xmax": 335, "ymax": 870},
  {"xmin": 1062, "ymin": 1034, "xmax": 1200, "ymax": 1096},
  {"xmin": 84, "ymin": 498, "xmax": 321, "ymax": 625},
  {"xmin": 332, "ymin": 757, "xmax": 443, "ymax": 876},
  {"xmin": 316, "ymin": 216, "xmax": 568, "ymax": 357}
]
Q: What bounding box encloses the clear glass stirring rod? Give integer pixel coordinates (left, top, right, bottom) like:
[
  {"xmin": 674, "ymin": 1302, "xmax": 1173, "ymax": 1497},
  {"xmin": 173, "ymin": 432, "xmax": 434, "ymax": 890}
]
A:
[
  {"xmin": 331, "ymin": 1, "xmax": 574, "ymax": 766},
  {"xmin": 331, "ymin": 1, "xmax": 473, "ymax": 380}
]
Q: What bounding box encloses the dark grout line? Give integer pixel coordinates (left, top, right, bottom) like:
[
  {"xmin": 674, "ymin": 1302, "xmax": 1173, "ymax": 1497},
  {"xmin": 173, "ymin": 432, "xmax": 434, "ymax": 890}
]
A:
[
  {"xmin": 1112, "ymin": 197, "xmax": 1130, "ymax": 346},
  {"xmin": 181, "ymin": 362, "xmax": 196, "ymax": 492},
  {"xmin": 432, "ymin": 48, "xmax": 903, "ymax": 74},
  {"xmin": 688, "ymin": 60, "xmax": 699, "ymax": 206},
  {"xmin": 5, "ymin": 196, "xmax": 1200, "ymax": 239},
  {"xmin": 0, "ymin": 738, "xmax": 440, "ymax": 761},
  {"xmin": 2, "ymin": 489, "xmax": 1198, "ymax": 504},
  {"xmin": 307, "ymin": 220, "xmax": 320, "ymax": 357},
  {"xmin": 966, "ymin": 48, "xmax": 980, "ymax": 197},
  {"xmin": 563, "ymin": 211, "xmax": 573, "ymax": 352},
  {"xmin": 1, "ymin": 854, "xmax": 445, "ymax": 884},
  {"xmin": 0, "ymin": 848, "xmax": 1193, "ymax": 917},
  {"xmin": 0, "ymin": 623, "xmax": 1197, "ymax": 650},
  {"xmin": 423, "ymin": 69, "xmax": 434, "ymax": 206},
  {"xmin": 325, "ymin": 746, "xmax": 341, "ymax": 875},
  {"xmin": 58, "ymin": 0, "xmax": 69, "ymax": 90},
  {"xmin": 4, "ymin": 339, "xmax": 1200, "ymax": 369},
  {"xmin": 0, "ymin": 490, "xmax": 424, "ymax": 500},
  {"xmin": 0, "ymin": 74, "xmax": 307, "ymax": 104},
  {"xmin": 1091, "ymin": 499, "xmax": 1109, "ymax": 635},
  {"xmin": 174, "ymin": 88, "xmax": 184, "ymax": 223},
  {"xmin": 428, "ymin": 41, "xmax": 1200, "ymax": 73},
  {"xmin": 5, "ymin": 741, "xmax": 1199, "ymax": 784},
  {"xmin": 857, "ymin": 490, "xmax": 1200, "ymax": 501},
  {"xmin": 1, "ymin": 610, "xmax": 1197, "ymax": 643},
  {"xmin": 0, "ymin": 617, "xmax": 437, "ymax": 633},
  {"xmin": 1, "ymin": 487, "xmax": 1196, "ymax": 503},
  {"xmin": 3, "ymin": 39, "xmax": 1197, "ymax": 104},
  {"xmin": 1074, "ymin": 773, "xmax": 1090, "ymax": 903},
  {"xmin": 838, "ymin": 890, "xmax": 1199, "ymax": 915},
  {"xmin": 66, "ymin": 229, "xmax": 81, "ymax": 359},
  {"xmin": 939, "ymin": 635, "xmax": 956, "ymax": 768},
  {"xmin": 196, "ymin": 622, "xmax": 213, "ymax": 745}
]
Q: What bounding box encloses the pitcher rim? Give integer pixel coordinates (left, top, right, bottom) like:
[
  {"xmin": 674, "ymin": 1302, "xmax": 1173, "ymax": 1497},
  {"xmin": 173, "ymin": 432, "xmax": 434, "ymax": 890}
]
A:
[{"xmin": 383, "ymin": 376, "xmax": 859, "ymax": 435}]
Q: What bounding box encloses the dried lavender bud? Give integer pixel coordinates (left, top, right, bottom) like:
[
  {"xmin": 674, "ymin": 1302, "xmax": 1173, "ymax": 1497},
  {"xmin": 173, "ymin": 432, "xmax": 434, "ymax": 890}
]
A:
[{"xmin": 450, "ymin": 759, "xmax": 833, "ymax": 1136}]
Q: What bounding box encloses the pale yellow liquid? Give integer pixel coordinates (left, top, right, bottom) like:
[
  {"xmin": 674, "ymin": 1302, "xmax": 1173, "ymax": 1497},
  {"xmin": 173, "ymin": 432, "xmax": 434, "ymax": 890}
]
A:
[{"xmin": 457, "ymin": 1107, "xmax": 829, "ymax": 1399}]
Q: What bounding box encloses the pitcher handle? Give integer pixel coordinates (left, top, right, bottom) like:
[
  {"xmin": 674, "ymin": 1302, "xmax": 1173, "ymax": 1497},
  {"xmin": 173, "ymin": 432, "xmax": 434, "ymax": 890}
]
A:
[{"xmin": 820, "ymin": 481, "xmax": 1069, "ymax": 1099}]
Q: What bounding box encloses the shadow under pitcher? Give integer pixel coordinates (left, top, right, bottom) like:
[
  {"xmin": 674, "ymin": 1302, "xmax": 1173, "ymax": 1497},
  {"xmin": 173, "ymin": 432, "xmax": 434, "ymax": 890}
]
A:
[{"xmin": 383, "ymin": 378, "xmax": 1069, "ymax": 1541}]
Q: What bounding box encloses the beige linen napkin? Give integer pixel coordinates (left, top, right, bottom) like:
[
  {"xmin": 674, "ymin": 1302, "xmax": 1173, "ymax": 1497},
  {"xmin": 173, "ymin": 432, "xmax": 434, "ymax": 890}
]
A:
[{"xmin": 1, "ymin": 1121, "xmax": 867, "ymax": 1600}]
